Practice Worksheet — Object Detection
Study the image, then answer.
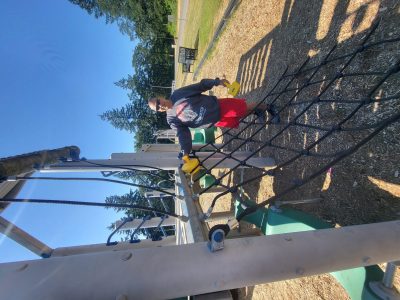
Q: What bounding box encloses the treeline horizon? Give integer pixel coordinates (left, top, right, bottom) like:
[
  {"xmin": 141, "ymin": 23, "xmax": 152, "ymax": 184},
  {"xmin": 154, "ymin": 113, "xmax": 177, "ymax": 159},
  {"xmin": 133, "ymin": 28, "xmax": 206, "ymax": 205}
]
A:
[
  {"xmin": 70, "ymin": 0, "xmax": 176, "ymax": 149},
  {"xmin": 69, "ymin": 0, "xmax": 178, "ymax": 237}
]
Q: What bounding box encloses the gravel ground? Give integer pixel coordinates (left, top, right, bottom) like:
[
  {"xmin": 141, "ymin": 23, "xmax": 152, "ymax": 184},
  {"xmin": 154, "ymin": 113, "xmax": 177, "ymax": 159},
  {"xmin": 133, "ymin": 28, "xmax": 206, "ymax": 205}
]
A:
[{"xmin": 181, "ymin": 1, "xmax": 400, "ymax": 299}]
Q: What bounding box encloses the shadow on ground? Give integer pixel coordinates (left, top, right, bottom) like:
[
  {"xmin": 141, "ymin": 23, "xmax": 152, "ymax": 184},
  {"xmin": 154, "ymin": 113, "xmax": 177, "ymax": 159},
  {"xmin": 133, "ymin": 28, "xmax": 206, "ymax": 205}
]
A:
[{"xmin": 222, "ymin": 0, "xmax": 400, "ymax": 227}]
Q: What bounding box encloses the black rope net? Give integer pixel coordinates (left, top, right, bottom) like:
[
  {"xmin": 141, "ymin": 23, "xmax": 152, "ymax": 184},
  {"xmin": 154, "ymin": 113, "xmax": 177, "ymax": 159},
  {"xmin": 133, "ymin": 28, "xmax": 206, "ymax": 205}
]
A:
[{"xmin": 191, "ymin": 20, "xmax": 400, "ymax": 224}]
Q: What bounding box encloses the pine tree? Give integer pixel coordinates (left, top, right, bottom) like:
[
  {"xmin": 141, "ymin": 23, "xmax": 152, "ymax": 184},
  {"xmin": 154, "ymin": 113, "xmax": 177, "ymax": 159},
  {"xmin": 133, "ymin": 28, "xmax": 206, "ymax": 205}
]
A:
[{"xmin": 99, "ymin": 104, "xmax": 135, "ymax": 132}]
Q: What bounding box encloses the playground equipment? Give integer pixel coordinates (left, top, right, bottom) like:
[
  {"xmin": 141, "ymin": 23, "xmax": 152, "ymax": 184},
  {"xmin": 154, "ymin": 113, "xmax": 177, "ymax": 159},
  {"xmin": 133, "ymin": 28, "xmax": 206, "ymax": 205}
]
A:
[
  {"xmin": 182, "ymin": 155, "xmax": 201, "ymax": 174},
  {"xmin": 1, "ymin": 19, "xmax": 399, "ymax": 299},
  {"xmin": 234, "ymin": 200, "xmax": 391, "ymax": 300},
  {"xmin": 197, "ymin": 19, "xmax": 400, "ymax": 299},
  {"xmin": 224, "ymin": 80, "xmax": 240, "ymax": 97},
  {"xmin": 199, "ymin": 173, "xmax": 216, "ymax": 189},
  {"xmin": 191, "ymin": 127, "xmax": 216, "ymax": 144}
]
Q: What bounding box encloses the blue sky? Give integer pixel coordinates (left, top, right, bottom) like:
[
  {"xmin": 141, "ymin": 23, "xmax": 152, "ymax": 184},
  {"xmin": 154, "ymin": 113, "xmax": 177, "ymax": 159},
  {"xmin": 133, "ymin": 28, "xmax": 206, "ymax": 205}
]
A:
[{"xmin": 0, "ymin": 1, "xmax": 136, "ymax": 262}]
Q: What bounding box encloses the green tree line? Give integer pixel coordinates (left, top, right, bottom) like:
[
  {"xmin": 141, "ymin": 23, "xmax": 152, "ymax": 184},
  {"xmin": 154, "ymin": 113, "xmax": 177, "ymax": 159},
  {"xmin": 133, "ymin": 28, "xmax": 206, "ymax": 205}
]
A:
[
  {"xmin": 69, "ymin": 0, "xmax": 178, "ymax": 238},
  {"xmin": 69, "ymin": 0, "xmax": 176, "ymax": 149}
]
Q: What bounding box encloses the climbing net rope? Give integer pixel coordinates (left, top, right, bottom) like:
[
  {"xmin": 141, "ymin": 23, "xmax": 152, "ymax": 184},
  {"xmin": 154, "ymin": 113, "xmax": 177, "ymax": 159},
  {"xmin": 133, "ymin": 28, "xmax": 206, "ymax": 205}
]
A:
[{"xmin": 191, "ymin": 20, "xmax": 400, "ymax": 222}]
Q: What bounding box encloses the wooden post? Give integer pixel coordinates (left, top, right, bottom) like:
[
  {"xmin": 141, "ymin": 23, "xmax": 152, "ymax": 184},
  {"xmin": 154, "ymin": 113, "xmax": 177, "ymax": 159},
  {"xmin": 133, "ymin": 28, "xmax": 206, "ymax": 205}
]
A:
[{"xmin": 0, "ymin": 146, "xmax": 80, "ymax": 178}]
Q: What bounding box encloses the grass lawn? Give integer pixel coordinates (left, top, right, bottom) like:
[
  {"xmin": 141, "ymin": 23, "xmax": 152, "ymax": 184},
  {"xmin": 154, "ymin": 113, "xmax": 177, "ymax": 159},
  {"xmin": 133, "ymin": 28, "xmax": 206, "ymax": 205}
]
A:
[
  {"xmin": 176, "ymin": 0, "xmax": 226, "ymax": 85},
  {"xmin": 165, "ymin": 0, "xmax": 177, "ymax": 37},
  {"xmin": 183, "ymin": 1, "xmax": 223, "ymax": 51}
]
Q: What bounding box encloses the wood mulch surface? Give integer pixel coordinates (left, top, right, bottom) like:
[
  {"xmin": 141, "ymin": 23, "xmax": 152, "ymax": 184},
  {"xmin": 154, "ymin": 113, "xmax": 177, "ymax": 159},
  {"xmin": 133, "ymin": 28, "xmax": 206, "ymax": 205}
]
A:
[{"xmin": 181, "ymin": 1, "xmax": 400, "ymax": 299}]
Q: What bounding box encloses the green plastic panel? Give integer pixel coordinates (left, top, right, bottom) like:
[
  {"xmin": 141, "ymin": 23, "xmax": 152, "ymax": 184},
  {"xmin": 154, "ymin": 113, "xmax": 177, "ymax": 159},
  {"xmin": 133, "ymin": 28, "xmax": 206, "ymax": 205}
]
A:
[
  {"xmin": 200, "ymin": 174, "xmax": 216, "ymax": 189},
  {"xmin": 191, "ymin": 127, "xmax": 216, "ymax": 144},
  {"xmin": 234, "ymin": 200, "xmax": 383, "ymax": 300}
]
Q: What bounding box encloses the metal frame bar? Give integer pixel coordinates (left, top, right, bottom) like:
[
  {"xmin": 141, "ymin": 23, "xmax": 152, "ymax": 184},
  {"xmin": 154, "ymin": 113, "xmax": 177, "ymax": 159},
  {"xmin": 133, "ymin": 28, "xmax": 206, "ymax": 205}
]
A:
[
  {"xmin": 175, "ymin": 169, "xmax": 208, "ymax": 243},
  {"xmin": 41, "ymin": 152, "xmax": 275, "ymax": 172},
  {"xmin": 1, "ymin": 221, "xmax": 398, "ymax": 299},
  {"xmin": 114, "ymin": 217, "xmax": 175, "ymax": 230},
  {"xmin": 0, "ymin": 216, "xmax": 53, "ymax": 258},
  {"xmin": 51, "ymin": 236, "xmax": 176, "ymax": 257}
]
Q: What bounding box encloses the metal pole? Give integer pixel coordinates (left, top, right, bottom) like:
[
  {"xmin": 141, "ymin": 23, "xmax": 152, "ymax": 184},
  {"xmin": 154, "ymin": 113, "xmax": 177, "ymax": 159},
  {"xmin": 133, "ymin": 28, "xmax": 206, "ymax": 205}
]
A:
[
  {"xmin": 41, "ymin": 153, "xmax": 275, "ymax": 172},
  {"xmin": 150, "ymin": 85, "xmax": 173, "ymax": 89},
  {"xmin": 382, "ymin": 262, "xmax": 398, "ymax": 288},
  {"xmin": 144, "ymin": 190, "xmax": 175, "ymax": 198},
  {"xmin": 51, "ymin": 236, "xmax": 176, "ymax": 257},
  {"xmin": 141, "ymin": 143, "xmax": 224, "ymax": 152},
  {"xmin": 145, "ymin": 198, "xmax": 167, "ymax": 237},
  {"xmin": 0, "ymin": 216, "xmax": 53, "ymax": 258},
  {"xmin": 368, "ymin": 260, "xmax": 400, "ymax": 299},
  {"xmin": 204, "ymin": 211, "xmax": 235, "ymax": 223},
  {"xmin": 114, "ymin": 217, "xmax": 176, "ymax": 230},
  {"xmin": 175, "ymin": 169, "xmax": 207, "ymax": 243},
  {"xmin": 1, "ymin": 221, "xmax": 399, "ymax": 300}
]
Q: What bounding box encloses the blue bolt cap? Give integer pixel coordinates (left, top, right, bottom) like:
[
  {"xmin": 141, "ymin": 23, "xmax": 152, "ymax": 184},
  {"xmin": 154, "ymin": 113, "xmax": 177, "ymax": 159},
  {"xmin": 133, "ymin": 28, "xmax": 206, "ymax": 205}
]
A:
[{"xmin": 213, "ymin": 231, "xmax": 224, "ymax": 243}]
